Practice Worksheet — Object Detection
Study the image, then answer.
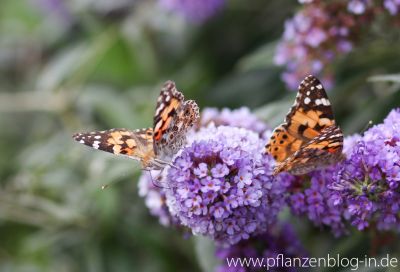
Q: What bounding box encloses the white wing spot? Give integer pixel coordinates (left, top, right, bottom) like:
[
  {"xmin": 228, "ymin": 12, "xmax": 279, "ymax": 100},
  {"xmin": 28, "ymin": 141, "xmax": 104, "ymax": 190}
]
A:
[
  {"xmin": 306, "ymin": 91, "xmax": 310, "ymax": 95},
  {"xmin": 315, "ymin": 99, "xmax": 322, "ymax": 105},
  {"xmin": 316, "ymin": 84, "xmax": 323, "ymax": 90},
  {"xmin": 93, "ymin": 141, "xmax": 100, "ymax": 149},
  {"xmin": 304, "ymin": 97, "xmax": 311, "ymax": 105},
  {"xmin": 321, "ymin": 98, "xmax": 331, "ymax": 106},
  {"xmin": 79, "ymin": 139, "xmax": 85, "ymax": 144},
  {"xmin": 94, "ymin": 135, "xmax": 101, "ymax": 139},
  {"xmin": 155, "ymin": 103, "xmax": 164, "ymax": 115},
  {"xmin": 310, "ymin": 86, "xmax": 315, "ymax": 91}
]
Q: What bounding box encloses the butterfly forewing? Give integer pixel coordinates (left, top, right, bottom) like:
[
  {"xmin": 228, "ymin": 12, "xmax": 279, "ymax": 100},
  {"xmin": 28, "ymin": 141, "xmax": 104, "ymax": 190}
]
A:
[
  {"xmin": 152, "ymin": 81, "xmax": 199, "ymax": 160},
  {"xmin": 73, "ymin": 128, "xmax": 155, "ymax": 165},
  {"xmin": 265, "ymin": 75, "xmax": 344, "ymax": 175}
]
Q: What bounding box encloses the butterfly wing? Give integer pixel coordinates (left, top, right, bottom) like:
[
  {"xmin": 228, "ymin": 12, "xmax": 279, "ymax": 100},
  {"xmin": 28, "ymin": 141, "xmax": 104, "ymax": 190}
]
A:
[
  {"xmin": 73, "ymin": 128, "xmax": 156, "ymax": 168},
  {"xmin": 153, "ymin": 81, "xmax": 199, "ymax": 160},
  {"xmin": 273, "ymin": 125, "xmax": 344, "ymax": 175},
  {"xmin": 265, "ymin": 75, "xmax": 336, "ymax": 162}
]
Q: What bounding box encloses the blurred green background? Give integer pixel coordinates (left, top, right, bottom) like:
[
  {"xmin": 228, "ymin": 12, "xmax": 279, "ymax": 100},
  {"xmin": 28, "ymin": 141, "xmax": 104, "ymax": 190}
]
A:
[{"xmin": 1, "ymin": 0, "xmax": 399, "ymax": 271}]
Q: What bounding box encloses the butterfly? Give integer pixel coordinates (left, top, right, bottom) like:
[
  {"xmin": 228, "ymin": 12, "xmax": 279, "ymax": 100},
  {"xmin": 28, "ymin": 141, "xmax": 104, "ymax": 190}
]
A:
[
  {"xmin": 73, "ymin": 81, "xmax": 200, "ymax": 170},
  {"xmin": 265, "ymin": 75, "xmax": 344, "ymax": 175}
]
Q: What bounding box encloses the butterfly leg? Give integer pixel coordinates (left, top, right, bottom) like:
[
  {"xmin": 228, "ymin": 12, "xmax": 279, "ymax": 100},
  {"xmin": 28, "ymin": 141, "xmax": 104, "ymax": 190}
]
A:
[
  {"xmin": 145, "ymin": 169, "xmax": 172, "ymax": 189},
  {"xmin": 153, "ymin": 158, "xmax": 179, "ymax": 169}
]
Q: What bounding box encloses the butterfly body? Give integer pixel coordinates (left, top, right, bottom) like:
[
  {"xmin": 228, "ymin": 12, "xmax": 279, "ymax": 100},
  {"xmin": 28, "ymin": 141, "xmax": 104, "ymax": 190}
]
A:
[
  {"xmin": 73, "ymin": 81, "xmax": 199, "ymax": 170},
  {"xmin": 265, "ymin": 75, "xmax": 344, "ymax": 175}
]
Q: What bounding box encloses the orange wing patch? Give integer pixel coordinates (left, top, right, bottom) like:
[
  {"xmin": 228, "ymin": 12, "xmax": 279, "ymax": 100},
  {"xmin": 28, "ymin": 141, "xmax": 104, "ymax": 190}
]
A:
[
  {"xmin": 265, "ymin": 125, "xmax": 299, "ymax": 162},
  {"xmin": 153, "ymin": 96, "xmax": 181, "ymax": 141}
]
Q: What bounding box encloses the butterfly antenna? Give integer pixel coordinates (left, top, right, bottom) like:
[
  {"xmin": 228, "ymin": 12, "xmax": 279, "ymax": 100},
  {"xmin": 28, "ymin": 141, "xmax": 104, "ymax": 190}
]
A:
[{"xmin": 361, "ymin": 120, "xmax": 373, "ymax": 135}]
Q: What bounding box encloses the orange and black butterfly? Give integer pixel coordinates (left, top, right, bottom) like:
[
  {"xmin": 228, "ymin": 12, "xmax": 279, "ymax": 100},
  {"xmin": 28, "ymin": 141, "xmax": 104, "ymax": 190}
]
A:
[
  {"xmin": 265, "ymin": 75, "xmax": 344, "ymax": 175},
  {"xmin": 73, "ymin": 81, "xmax": 199, "ymax": 170}
]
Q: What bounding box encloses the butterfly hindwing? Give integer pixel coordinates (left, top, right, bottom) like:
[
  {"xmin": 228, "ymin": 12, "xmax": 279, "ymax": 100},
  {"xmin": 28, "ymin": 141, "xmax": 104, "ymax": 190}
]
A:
[
  {"xmin": 273, "ymin": 126, "xmax": 344, "ymax": 175},
  {"xmin": 265, "ymin": 125, "xmax": 300, "ymax": 162},
  {"xmin": 265, "ymin": 75, "xmax": 344, "ymax": 175}
]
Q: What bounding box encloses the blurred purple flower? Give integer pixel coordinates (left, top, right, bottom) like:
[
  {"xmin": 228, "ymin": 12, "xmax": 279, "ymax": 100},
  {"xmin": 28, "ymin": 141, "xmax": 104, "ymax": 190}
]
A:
[
  {"xmin": 275, "ymin": 1, "xmax": 398, "ymax": 90},
  {"xmin": 347, "ymin": 0, "xmax": 371, "ymax": 14},
  {"xmin": 330, "ymin": 109, "xmax": 400, "ymax": 231},
  {"xmin": 216, "ymin": 223, "xmax": 307, "ymax": 272},
  {"xmin": 138, "ymin": 171, "xmax": 178, "ymax": 226},
  {"xmin": 384, "ymin": 0, "xmax": 400, "ymax": 15},
  {"xmin": 274, "ymin": 3, "xmax": 357, "ymax": 90},
  {"xmin": 305, "ymin": 27, "xmax": 327, "ymax": 48},
  {"xmin": 159, "ymin": 0, "xmax": 225, "ymax": 23},
  {"xmin": 164, "ymin": 125, "xmax": 288, "ymax": 245},
  {"xmin": 298, "ymin": 0, "xmax": 314, "ymax": 3},
  {"xmin": 200, "ymin": 107, "xmax": 268, "ymax": 135},
  {"xmin": 33, "ymin": 0, "xmax": 73, "ymax": 27}
]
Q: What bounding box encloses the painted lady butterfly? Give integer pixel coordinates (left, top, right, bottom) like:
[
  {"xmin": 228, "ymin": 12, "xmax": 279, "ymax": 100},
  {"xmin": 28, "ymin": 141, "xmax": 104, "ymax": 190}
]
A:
[
  {"xmin": 73, "ymin": 81, "xmax": 200, "ymax": 170},
  {"xmin": 265, "ymin": 75, "xmax": 344, "ymax": 175}
]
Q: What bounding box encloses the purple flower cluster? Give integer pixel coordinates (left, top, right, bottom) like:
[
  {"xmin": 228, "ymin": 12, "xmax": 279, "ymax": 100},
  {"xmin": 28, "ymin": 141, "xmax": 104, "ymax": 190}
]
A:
[
  {"xmin": 330, "ymin": 109, "xmax": 400, "ymax": 231},
  {"xmin": 200, "ymin": 107, "xmax": 268, "ymax": 135},
  {"xmin": 138, "ymin": 170, "xmax": 178, "ymax": 227},
  {"xmin": 287, "ymin": 167, "xmax": 347, "ymax": 237},
  {"xmin": 216, "ymin": 223, "xmax": 307, "ymax": 272},
  {"xmin": 164, "ymin": 125, "xmax": 288, "ymax": 245},
  {"xmin": 277, "ymin": 1, "xmax": 399, "ymax": 90},
  {"xmin": 275, "ymin": 3, "xmax": 358, "ymax": 90},
  {"xmin": 159, "ymin": 0, "xmax": 225, "ymax": 23},
  {"xmin": 137, "ymin": 102, "xmax": 400, "ymax": 247},
  {"xmin": 347, "ymin": 0, "xmax": 371, "ymax": 14},
  {"xmin": 285, "ymin": 134, "xmax": 364, "ymax": 236}
]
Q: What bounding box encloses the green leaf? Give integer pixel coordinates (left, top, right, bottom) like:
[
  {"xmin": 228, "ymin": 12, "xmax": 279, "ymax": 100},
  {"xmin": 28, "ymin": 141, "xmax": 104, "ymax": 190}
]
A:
[
  {"xmin": 193, "ymin": 236, "xmax": 219, "ymax": 272},
  {"xmin": 236, "ymin": 42, "xmax": 278, "ymax": 72},
  {"xmin": 254, "ymin": 97, "xmax": 294, "ymax": 128},
  {"xmin": 36, "ymin": 28, "xmax": 117, "ymax": 92},
  {"xmin": 368, "ymin": 74, "xmax": 400, "ymax": 83}
]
